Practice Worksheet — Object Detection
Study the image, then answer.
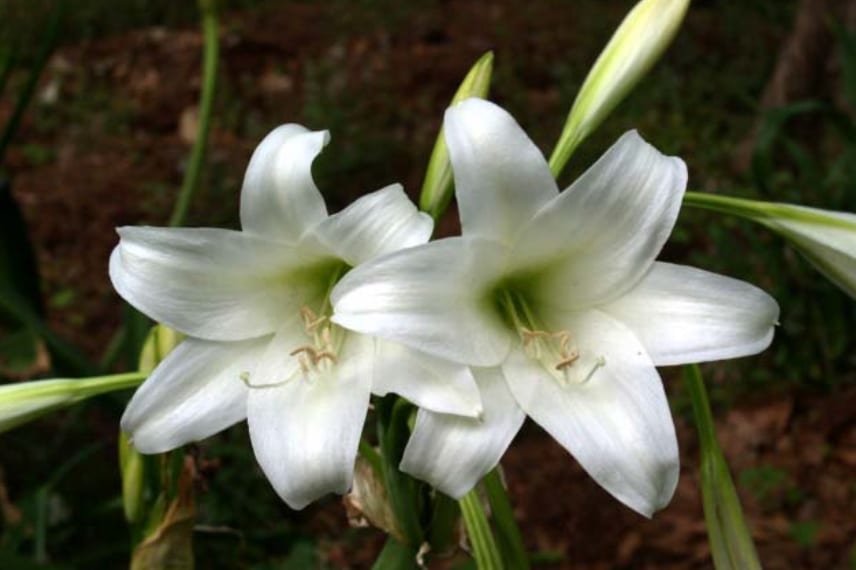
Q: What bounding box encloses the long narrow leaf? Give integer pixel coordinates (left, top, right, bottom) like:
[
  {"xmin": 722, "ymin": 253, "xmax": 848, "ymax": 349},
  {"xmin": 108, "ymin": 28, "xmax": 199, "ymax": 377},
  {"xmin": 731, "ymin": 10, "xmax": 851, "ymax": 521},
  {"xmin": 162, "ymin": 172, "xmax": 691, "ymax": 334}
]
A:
[
  {"xmin": 683, "ymin": 364, "xmax": 761, "ymax": 570},
  {"xmin": 459, "ymin": 489, "xmax": 504, "ymax": 570},
  {"xmin": 376, "ymin": 395, "xmax": 423, "ymax": 547},
  {"xmin": 483, "ymin": 469, "xmax": 528, "ymax": 569}
]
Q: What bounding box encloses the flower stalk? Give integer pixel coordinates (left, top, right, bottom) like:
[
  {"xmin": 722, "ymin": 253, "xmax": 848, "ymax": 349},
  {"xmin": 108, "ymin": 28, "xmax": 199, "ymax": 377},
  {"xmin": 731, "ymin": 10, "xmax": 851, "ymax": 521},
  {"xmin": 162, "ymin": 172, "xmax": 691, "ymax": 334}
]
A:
[{"xmin": 169, "ymin": 0, "xmax": 219, "ymax": 227}]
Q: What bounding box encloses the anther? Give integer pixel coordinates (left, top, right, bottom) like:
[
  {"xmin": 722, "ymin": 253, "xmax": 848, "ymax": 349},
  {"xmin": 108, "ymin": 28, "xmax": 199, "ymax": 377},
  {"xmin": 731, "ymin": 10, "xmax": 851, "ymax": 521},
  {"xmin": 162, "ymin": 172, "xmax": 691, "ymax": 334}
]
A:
[
  {"xmin": 555, "ymin": 351, "xmax": 580, "ymax": 370},
  {"xmin": 314, "ymin": 350, "xmax": 337, "ymax": 365},
  {"xmin": 289, "ymin": 345, "xmax": 318, "ymax": 358},
  {"xmin": 289, "ymin": 344, "xmax": 337, "ymax": 368},
  {"xmin": 300, "ymin": 307, "xmax": 328, "ymax": 332}
]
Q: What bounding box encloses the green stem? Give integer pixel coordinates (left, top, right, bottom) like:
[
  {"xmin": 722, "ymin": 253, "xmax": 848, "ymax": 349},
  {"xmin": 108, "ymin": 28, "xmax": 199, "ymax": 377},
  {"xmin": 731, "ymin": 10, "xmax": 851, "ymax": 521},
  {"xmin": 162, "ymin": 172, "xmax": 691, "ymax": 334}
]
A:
[
  {"xmin": 168, "ymin": 0, "xmax": 219, "ymax": 227},
  {"xmin": 684, "ymin": 191, "xmax": 856, "ymax": 231},
  {"xmin": 459, "ymin": 489, "xmax": 504, "ymax": 570},
  {"xmin": 104, "ymin": 0, "xmax": 219, "ymax": 370},
  {"xmin": 683, "ymin": 192, "xmax": 771, "ymax": 221},
  {"xmin": 483, "ymin": 469, "xmax": 529, "ymax": 569},
  {"xmin": 683, "ymin": 365, "xmax": 762, "ymax": 570}
]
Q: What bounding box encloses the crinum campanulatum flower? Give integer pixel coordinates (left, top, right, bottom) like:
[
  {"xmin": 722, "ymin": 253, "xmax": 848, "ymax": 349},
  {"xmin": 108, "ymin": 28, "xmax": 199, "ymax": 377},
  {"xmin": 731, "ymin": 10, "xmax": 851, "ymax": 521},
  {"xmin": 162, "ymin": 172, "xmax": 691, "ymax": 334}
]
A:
[
  {"xmin": 332, "ymin": 99, "xmax": 780, "ymax": 516},
  {"xmin": 110, "ymin": 124, "xmax": 482, "ymax": 509}
]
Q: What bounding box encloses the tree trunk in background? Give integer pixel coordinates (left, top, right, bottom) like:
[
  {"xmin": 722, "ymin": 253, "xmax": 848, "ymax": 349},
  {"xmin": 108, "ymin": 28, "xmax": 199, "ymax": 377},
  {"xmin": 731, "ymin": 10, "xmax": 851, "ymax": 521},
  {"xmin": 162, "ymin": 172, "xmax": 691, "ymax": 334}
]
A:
[{"xmin": 733, "ymin": 0, "xmax": 856, "ymax": 173}]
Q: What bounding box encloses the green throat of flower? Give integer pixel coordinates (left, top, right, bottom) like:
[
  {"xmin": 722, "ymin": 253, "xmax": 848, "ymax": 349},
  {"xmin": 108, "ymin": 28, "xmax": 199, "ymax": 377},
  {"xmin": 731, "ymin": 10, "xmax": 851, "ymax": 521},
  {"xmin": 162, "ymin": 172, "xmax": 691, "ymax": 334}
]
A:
[
  {"xmin": 241, "ymin": 261, "xmax": 350, "ymax": 388},
  {"xmin": 494, "ymin": 286, "xmax": 605, "ymax": 386}
]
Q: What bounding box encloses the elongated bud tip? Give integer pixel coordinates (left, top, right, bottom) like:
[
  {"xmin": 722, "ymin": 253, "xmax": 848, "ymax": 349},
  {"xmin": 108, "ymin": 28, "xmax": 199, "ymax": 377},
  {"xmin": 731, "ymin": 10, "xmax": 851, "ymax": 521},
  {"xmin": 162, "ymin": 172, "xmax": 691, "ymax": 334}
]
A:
[{"xmin": 420, "ymin": 51, "xmax": 495, "ymax": 221}]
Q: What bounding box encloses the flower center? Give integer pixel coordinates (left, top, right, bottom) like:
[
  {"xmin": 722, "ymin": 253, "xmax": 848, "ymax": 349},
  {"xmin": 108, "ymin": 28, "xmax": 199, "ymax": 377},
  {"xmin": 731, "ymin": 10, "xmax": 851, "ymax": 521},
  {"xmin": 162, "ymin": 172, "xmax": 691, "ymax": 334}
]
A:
[
  {"xmin": 241, "ymin": 262, "xmax": 348, "ymax": 389},
  {"xmin": 240, "ymin": 305, "xmax": 347, "ymax": 389},
  {"xmin": 498, "ymin": 288, "xmax": 604, "ymax": 386}
]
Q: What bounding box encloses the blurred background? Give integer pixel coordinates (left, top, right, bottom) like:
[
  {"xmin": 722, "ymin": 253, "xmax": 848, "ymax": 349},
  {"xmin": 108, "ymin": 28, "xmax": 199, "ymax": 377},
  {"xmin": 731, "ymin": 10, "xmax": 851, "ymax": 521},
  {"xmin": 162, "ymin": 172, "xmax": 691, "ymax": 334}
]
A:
[{"xmin": 1, "ymin": 0, "xmax": 855, "ymax": 568}]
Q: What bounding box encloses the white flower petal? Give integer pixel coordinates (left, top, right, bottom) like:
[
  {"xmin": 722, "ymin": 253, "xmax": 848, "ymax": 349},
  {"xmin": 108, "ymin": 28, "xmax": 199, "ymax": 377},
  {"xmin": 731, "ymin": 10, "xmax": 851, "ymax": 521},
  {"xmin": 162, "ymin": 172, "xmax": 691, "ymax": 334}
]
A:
[
  {"xmin": 109, "ymin": 227, "xmax": 323, "ymax": 341},
  {"xmin": 603, "ymin": 262, "xmax": 779, "ymax": 366},
  {"xmin": 400, "ymin": 367, "xmax": 525, "ymax": 498},
  {"xmin": 372, "ymin": 340, "xmax": 482, "ymax": 417},
  {"xmin": 503, "ymin": 310, "xmax": 679, "ymax": 517},
  {"xmin": 332, "ymin": 237, "xmax": 513, "ymax": 367},
  {"xmin": 241, "ymin": 314, "xmax": 307, "ymax": 388},
  {"xmin": 247, "ymin": 334, "xmax": 373, "ymax": 510},
  {"xmin": 515, "ymin": 130, "xmax": 687, "ymax": 308},
  {"xmin": 445, "ymin": 98, "xmax": 559, "ymax": 244},
  {"xmin": 121, "ymin": 337, "xmax": 267, "ymax": 452},
  {"xmin": 240, "ymin": 125, "xmax": 330, "ymax": 241},
  {"xmin": 306, "ymin": 184, "xmax": 433, "ymax": 266}
]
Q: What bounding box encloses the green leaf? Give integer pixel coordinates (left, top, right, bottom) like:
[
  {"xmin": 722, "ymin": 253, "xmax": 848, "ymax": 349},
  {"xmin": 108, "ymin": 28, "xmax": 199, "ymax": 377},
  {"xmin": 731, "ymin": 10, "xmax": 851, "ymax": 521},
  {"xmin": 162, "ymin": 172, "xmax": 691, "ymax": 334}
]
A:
[
  {"xmin": 459, "ymin": 489, "xmax": 503, "ymax": 570},
  {"xmin": 683, "ymin": 364, "xmax": 761, "ymax": 570},
  {"xmin": 482, "ymin": 470, "xmax": 528, "ymax": 569},
  {"xmin": 371, "ymin": 538, "xmax": 418, "ymax": 570},
  {"xmin": 376, "ymin": 395, "xmax": 424, "ymax": 547}
]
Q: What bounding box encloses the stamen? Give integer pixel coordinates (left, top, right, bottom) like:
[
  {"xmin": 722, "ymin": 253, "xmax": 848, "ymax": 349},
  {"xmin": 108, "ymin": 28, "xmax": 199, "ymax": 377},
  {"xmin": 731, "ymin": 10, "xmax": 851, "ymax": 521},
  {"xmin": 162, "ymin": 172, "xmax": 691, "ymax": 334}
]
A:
[
  {"xmin": 286, "ymin": 305, "xmax": 342, "ymax": 380},
  {"xmin": 519, "ymin": 326, "xmax": 580, "ymax": 373},
  {"xmin": 314, "ymin": 350, "xmax": 337, "ymax": 365},
  {"xmin": 300, "ymin": 307, "xmax": 328, "ymax": 332},
  {"xmin": 289, "ymin": 345, "xmax": 319, "ymax": 358},
  {"xmin": 555, "ymin": 351, "xmax": 580, "ymax": 370},
  {"xmin": 289, "ymin": 345, "xmax": 338, "ymax": 365}
]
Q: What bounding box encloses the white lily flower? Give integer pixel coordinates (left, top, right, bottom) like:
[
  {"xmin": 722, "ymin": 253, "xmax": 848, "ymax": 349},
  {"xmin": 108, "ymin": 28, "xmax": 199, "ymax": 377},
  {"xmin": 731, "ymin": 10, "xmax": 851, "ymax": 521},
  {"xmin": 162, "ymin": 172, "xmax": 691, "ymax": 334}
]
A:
[
  {"xmin": 110, "ymin": 125, "xmax": 482, "ymax": 510},
  {"xmin": 332, "ymin": 99, "xmax": 779, "ymax": 517}
]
